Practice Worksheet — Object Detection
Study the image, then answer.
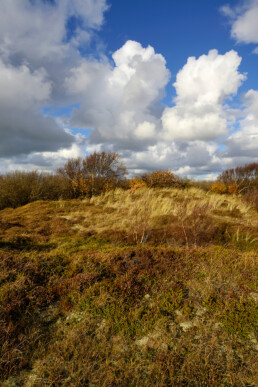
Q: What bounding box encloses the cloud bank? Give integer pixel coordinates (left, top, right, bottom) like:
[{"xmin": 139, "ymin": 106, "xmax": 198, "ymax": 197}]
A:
[
  {"xmin": 0, "ymin": 0, "xmax": 257, "ymax": 178},
  {"xmin": 0, "ymin": 0, "xmax": 108, "ymax": 167}
]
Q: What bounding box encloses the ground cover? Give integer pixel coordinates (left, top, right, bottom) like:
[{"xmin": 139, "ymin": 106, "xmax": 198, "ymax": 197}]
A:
[{"xmin": 0, "ymin": 188, "xmax": 257, "ymax": 386}]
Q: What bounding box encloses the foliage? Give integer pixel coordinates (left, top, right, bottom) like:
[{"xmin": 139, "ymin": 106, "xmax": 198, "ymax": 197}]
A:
[
  {"xmin": 0, "ymin": 171, "xmax": 71, "ymax": 210},
  {"xmin": 129, "ymin": 177, "xmax": 147, "ymax": 193},
  {"xmin": 58, "ymin": 151, "xmax": 127, "ymax": 198},
  {"xmin": 228, "ymin": 182, "xmax": 238, "ymax": 195},
  {"xmin": 190, "ymin": 180, "xmax": 213, "ymax": 192},
  {"xmin": 218, "ymin": 162, "xmax": 258, "ymax": 194},
  {"xmin": 210, "ymin": 181, "xmax": 227, "ymax": 194},
  {"xmin": 71, "ymin": 175, "xmax": 117, "ymax": 197},
  {"xmin": 141, "ymin": 170, "xmax": 179, "ymax": 188}
]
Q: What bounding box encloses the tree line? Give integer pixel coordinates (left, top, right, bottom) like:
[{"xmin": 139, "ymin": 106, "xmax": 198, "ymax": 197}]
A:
[{"xmin": 0, "ymin": 151, "xmax": 257, "ymax": 210}]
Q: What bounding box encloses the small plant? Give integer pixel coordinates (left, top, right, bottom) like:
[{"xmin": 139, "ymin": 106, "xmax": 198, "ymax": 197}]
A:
[{"xmin": 130, "ymin": 199, "xmax": 152, "ymax": 244}]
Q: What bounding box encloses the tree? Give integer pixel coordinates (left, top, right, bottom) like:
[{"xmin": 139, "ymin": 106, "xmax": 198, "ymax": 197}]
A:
[
  {"xmin": 57, "ymin": 157, "xmax": 84, "ymax": 181},
  {"xmin": 58, "ymin": 151, "xmax": 127, "ymax": 197},
  {"xmin": 82, "ymin": 151, "xmax": 127, "ymax": 181}
]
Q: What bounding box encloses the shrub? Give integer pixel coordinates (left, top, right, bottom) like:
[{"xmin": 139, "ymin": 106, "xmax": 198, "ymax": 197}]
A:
[
  {"xmin": 218, "ymin": 162, "xmax": 258, "ymax": 194},
  {"xmin": 0, "ymin": 172, "xmax": 72, "ymax": 210},
  {"xmin": 129, "ymin": 177, "xmax": 147, "ymax": 193},
  {"xmin": 190, "ymin": 180, "xmax": 213, "ymax": 192},
  {"xmin": 242, "ymin": 188, "xmax": 258, "ymax": 211},
  {"xmin": 141, "ymin": 170, "xmax": 179, "ymax": 188},
  {"xmin": 71, "ymin": 175, "xmax": 118, "ymax": 198},
  {"xmin": 228, "ymin": 182, "xmax": 238, "ymax": 195},
  {"xmin": 210, "ymin": 181, "xmax": 227, "ymax": 194}
]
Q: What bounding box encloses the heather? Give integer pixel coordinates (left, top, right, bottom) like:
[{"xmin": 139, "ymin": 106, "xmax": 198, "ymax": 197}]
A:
[{"xmin": 0, "ymin": 185, "xmax": 257, "ymax": 386}]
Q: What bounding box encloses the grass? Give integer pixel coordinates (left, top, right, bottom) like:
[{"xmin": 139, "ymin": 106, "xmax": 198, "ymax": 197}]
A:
[{"xmin": 0, "ymin": 187, "xmax": 257, "ymax": 386}]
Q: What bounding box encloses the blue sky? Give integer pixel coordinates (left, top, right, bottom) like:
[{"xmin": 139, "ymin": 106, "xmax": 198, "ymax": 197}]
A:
[
  {"xmin": 0, "ymin": 0, "xmax": 257, "ymax": 178},
  {"xmin": 101, "ymin": 0, "xmax": 258, "ymax": 95}
]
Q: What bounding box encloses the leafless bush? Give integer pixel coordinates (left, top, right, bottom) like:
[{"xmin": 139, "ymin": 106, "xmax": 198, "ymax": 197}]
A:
[
  {"xmin": 174, "ymin": 201, "xmax": 213, "ymax": 247},
  {"xmin": 218, "ymin": 162, "xmax": 258, "ymax": 194}
]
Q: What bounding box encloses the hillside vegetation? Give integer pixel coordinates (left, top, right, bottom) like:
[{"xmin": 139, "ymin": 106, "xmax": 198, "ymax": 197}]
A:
[{"xmin": 0, "ymin": 187, "xmax": 257, "ymax": 386}]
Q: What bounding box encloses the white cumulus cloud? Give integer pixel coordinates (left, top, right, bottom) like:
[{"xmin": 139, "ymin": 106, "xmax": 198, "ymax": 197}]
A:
[
  {"xmin": 161, "ymin": 49, "xmax": 246, "ymax": 141},
  {"xmin": 66, "ymin": 40, "xmax": 170, "ymax": 148}
]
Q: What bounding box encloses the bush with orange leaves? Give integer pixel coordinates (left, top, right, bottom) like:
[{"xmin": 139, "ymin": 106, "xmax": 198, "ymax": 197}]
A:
[
  {"xmin": 210, "ymin": 181, "xmax": 227, "ymax": 194},
  {"xmin": 141, "ymin": 169, "xmax": 180, "ymax": 188},
  {"xmin": 71, "ymin": 175, "xmax": 119, "ymax": 198},
  {"xmin": 129, "ymin": 177, "xmax": 147, "ymax": 193}
]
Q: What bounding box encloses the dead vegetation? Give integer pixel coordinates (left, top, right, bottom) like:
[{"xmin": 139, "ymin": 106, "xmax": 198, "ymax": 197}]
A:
[{"xmin": 0, "ymin": 187, "xmax": 257, "ymax": 386}]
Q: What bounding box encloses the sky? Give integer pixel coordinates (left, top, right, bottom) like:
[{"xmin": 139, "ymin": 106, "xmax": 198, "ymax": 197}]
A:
[{"xmin": 0, "ymin": 0, "xmax": 258, "ymax": 179}]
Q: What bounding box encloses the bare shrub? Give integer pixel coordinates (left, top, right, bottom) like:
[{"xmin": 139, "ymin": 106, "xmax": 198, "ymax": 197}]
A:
[
  {"xmin": 128, "ymin": 195, "xmax": 152, "ymax": 244},
  {"xmin": 174, "ymin": 201, "xmax": 213, "ymax": 247}
]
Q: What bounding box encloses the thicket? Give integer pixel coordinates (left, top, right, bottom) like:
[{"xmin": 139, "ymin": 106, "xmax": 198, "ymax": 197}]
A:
[
  {"xmin": 211, "ymin": 163, "xmax": 258, "ymax": 194},
  {"xmin": 211, "ymin": 163, "xmax": 258, "ymax": 210},
  {"xmin": 0, "ymin": 171, "xmax": 72, "ymax": 210}
]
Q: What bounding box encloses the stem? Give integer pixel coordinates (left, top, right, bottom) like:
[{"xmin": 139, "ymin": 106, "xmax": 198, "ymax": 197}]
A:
[{"xmin": 181, "ymin": 218, "xmax": 189, "ymax": 248}]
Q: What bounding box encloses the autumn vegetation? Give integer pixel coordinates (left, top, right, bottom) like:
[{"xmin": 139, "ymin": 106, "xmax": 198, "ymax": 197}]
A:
[{"xmin": 0, "ymin": 154, "xmax": 257, "ymax": 386}]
